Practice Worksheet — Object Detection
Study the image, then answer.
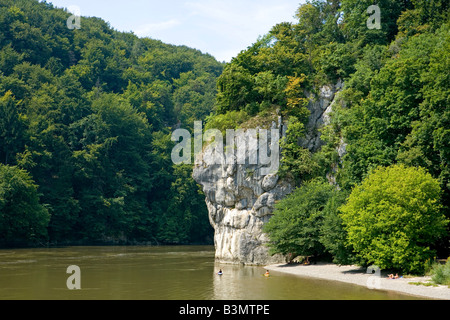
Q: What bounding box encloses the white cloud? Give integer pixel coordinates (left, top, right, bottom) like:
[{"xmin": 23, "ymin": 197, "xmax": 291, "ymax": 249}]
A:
[
  {"xmin": 182, "ymin": 0, "xmax": 299, "ymax": 61},
  {"xmin": 135, "ymin": 19, "xmax": 182, "ymax": 37}
]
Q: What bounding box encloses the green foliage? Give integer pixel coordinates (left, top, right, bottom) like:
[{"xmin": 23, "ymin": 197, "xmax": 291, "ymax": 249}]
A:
[
  {"xmin": 0, "ymin": 91, "xmax": 26, "ymax": 165},
  {"xmin": 430, "ymin": 260, "xmax": 450, "ymax": 286},
  {"xmin": 340, "ymin": 165, "xmax": 448, "ymax": 274},
  {"xmin": 0, "ymin": 164, "xmax": 50, "ymax": 245},
  {"xmin": 204, "ymin": 110, "xmax": 250, "ymax": 134},
  {"xmin": 279, "ymin": 117, "xmax": 317, "ymax": 183},
  {"xmin": 319, "ymin": 188, "xmax": 357, "ymax": 265},
  {"xmin": 312, "ymin": 41, "xmax": 358, "ymax": 83},
  {"xmin": 0, "ymin": 0, "xmax": 221, "ymax": 246},
  {"xmin": 264, "ymin": 177, "xmax": 356, "ymax": 264},
  {"xmin": 158, "ymin": 164, "xmax": 212, "ymax": 244},
  {"xmin": 216, "ymin": 64, "xmax": 256, "ymax": 114},
  {"xmin": 335, "ymin": 21, "xmax": 450, "ymax": 207},
  {"xmin": 173, "ymin": 71, "xmax": 218, "ymax": 131},
  {"xmin": 340, "ymin": 0, "xmax": 412, "ymax": 45},
  {"xmin": 264, "ymin": 179, "xmax": 337, "ymax": 258}
]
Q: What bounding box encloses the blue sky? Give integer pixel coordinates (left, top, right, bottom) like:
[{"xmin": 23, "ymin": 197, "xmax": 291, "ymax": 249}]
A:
[{"xmin": 45, "ymin": 0, "xmax": 303, "ymax": 62}]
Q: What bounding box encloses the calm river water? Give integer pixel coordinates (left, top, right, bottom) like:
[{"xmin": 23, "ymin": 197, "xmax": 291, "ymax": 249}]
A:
[{"xmin": 0, "ymin": 245, "xmax": 419, "ymax": 300}]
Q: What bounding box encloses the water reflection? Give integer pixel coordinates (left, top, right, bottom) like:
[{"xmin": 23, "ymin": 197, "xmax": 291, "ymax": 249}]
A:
[
  {"xmin": 212, "ymin": 264, "xmax": 270, "ymax": 300},
  {"xmin": 0, "ymin": 246, "xmax": 419, "ymax": 300}
]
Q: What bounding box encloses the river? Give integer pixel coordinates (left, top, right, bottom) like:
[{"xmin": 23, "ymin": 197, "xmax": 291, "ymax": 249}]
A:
[{"xmin": 0, "ymin": 245, "xmax": 419, "ymax": 300}]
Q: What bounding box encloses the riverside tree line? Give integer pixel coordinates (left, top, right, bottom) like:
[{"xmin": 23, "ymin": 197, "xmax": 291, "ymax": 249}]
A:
[{"xmin": 0, "ymin": 0, "xmax": 449, "ymax": 276}]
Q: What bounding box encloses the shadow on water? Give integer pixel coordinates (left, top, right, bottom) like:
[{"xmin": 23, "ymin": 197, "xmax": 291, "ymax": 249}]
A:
[{"xmin": 0, "ymin": 246, "xmax": 421, "ymax": 300}]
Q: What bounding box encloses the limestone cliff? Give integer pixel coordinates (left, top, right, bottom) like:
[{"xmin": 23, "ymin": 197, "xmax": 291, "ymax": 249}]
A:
[{"xmin": 193, "ymin": 82, "xmax": 343, "ymax": 265}]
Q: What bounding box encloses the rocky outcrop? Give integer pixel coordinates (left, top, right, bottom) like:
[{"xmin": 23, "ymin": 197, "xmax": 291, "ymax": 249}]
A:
[
  {"xmin": 193, "ymin": 119, "xmax": 291, "ymax": 265},
  {"xmin": 300, "ymin": 80, "xmax": 344, "ymax": 152},
  {"xmin": 193, "ymin": 82, "xmax": 343, "ymax": 265}
]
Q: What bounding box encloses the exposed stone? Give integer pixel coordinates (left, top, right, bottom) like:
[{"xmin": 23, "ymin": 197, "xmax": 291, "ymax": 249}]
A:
[
  {"xmin": 300, "ymin": 80, "xmax": 343, "ymax": 152},
  {"xmin": 193, "ymin": 121, "xmax": 291, "ymax": 265},
  {"xmin": 193, "ymin": 82, "xmax": 344, "ymax": 265},
  {"xmin": 261, "ymin": 173, "xmax": 279, "ymax": 191},
  {"xmin": 253, "ymin": 192, "xmax": 275, "ymax": 211}
]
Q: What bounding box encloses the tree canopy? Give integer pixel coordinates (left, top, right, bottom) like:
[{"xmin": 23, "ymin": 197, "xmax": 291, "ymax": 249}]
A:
[
  {"xmin": 0, "ymin": 0, "xmax": 223, "ymax": 246},
  {"xmin": 0, "ymin": 164, "xmax": 50, "ymax": 245},
  {"xmin": 340, "ymin": 165, "xmax": 448, "ymax": 274}
]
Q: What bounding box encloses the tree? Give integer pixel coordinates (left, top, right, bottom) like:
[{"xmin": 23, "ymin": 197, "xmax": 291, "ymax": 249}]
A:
[
  {"xmin": 340, "ymin": 164, "xmax": 448, "ymax": 274},
  {"xmin": 0, "ymin": 44, "xmax": 24, "ymax": 76},
  {"xmin": 215, "ymin": 64, "xmax": 255, "ymax": 113},
  {"xmin": 283, "ymin": 75, "xmax": 310, "ymax": 121},
  {"xmin": 158, "ymin": 164, "xmax": 213, "ymax": 244},
  {"xmin": 0, "ymin": 0, "xmax": 223, "ymax": 246},
  {"xmin": 71, "ymin": 93, "xmax": 153, "ymax": 241},
  {"xmin": 0, "ymin": 91, "xmax": 26, "ymax": 165},
  {"xmin": 340, "ymin": 0, "xmax": 412, "ymax": 45},
  {"xmin": 0, "ymin": 164, "xmax": 50, "ymax": 245},
  {"xmin": 263, "ymin": 178, "xmax": 337, "ymax": 259}
]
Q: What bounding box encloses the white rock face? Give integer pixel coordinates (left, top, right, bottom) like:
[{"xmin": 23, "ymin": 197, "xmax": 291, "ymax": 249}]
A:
[
  {"xmin": 193, "ymin": 83, "xmax": 343, "ymax": 265},
  {"xmin": 300, "ymin": 80, "xmax": 344, "ymax": 152},
  {"xmin": 193, "ymin": 120, "xmax": 291, "ymax": 265}
]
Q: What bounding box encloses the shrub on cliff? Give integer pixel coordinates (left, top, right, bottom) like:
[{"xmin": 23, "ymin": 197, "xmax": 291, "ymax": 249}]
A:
[{"xmin": 340, "ymin": 164, "xmax": 448, "ymax": 274}]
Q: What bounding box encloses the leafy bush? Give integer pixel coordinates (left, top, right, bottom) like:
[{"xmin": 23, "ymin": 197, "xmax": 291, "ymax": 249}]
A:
[
  {"xmin": 319, "ymin": 189, "xmax": 358, "ymax": 265},
  {"xmin": 340, "ymin": 164, "xmax": 448, "ymax": 274},
  {"xmin": 204, "ymin": 110, "xmax": 250, "ymax": 134},
  {"xmin": 430, "ymin": 260, "xmax": 450, "ymax": 286},
  {"xmin": 264, "ymin": 178, "xmax": 338, "ymax": 258}
]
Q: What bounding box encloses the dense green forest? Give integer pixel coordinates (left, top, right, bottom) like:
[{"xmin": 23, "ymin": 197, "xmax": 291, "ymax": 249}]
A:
[
  {"xmin": 207, "ymin": 0, "xmax": 449, "ymax": 274},
  {"xmin": 0, "ymin": 0, "xmax": 223, "ymax": 246},
  {"xmin": 0, "ymin": 0, "xmax": 448, "ymax": 274}
]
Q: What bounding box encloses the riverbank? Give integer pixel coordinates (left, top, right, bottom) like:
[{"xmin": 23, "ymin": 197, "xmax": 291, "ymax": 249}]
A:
[{"xmin": 265, "ymin": 263, "xmax": 450, "ymax": 300}]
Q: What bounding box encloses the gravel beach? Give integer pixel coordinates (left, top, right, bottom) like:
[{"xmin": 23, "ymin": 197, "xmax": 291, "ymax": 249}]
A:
[{"xmin": 265, "ymin": 263, "xmax": 450, "ymax": 300}]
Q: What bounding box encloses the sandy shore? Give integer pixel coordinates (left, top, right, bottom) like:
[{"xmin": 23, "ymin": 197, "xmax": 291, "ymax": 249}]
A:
[{"xmin": 265, "ymin": 263, "xmax": 450, "ymax": 300}]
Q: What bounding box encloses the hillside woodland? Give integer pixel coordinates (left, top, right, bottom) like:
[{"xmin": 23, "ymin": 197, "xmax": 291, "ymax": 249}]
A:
[
  {"xmin": 0, "ymin": 0, "xmax": 222, "ymax": 246},
  {"xmin": 0, "ymin": 0, "xmax": 448, "ymax": 274}
]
